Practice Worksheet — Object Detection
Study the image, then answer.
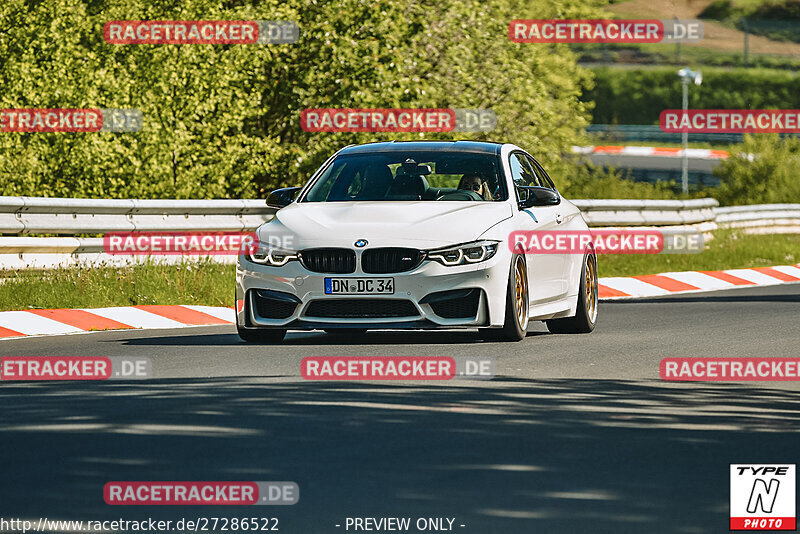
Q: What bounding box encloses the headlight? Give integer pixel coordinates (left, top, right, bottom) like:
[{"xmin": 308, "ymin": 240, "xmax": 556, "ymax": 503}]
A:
[
  {"xmin": 244, "ymin": 242, "xmax": 299, "ymax": 266},
  {"xmin": 427, "ymin": 240, "xmax": 499, "ymax": 266}
]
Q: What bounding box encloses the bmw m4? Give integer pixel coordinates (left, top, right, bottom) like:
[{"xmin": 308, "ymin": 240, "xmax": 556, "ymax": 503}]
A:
[{"xmin": 236, "ymin": 141, "xmax": 598, "ymax": 342}]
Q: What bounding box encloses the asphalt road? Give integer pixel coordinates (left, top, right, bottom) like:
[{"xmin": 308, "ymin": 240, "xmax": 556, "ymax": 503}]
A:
[{"xmin": 1, "ymin": 283, "xmax": 799, "ymax": 533}]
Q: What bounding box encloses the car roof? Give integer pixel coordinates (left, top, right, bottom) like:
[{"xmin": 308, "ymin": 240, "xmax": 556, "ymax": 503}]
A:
[{"xmin": 338, "ymin": 140, "xmax": 504, "ymax": 156}]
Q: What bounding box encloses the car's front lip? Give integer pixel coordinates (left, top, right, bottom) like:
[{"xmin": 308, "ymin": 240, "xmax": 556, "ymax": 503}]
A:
[{"xmin": 236, "ymin": 251, "xmax": 507, "ymax": 328}]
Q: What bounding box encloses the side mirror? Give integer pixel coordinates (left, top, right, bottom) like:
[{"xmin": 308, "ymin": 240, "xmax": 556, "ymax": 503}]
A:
[
  {"xmin": 517, "ymin": 186, "xmax": 560, "ymax": 209},
  {"xmin": 266, "ymin": 187, "xmax": 301, "ymax": 208}
]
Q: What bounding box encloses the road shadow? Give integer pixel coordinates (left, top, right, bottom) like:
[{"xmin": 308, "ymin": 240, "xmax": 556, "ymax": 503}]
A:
[
  {"xmin": 1, "ymin": 377, "xmax": 799, "ymax": 533},
  {"xmin": 119, "ymin": 329, "xmax": 551, "ymax": 347}
]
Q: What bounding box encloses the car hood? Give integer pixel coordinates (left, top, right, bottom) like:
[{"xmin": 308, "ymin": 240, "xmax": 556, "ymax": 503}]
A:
[{"xmin": 259, "ymin": 201, "xmax": 514, "ymax": 248}]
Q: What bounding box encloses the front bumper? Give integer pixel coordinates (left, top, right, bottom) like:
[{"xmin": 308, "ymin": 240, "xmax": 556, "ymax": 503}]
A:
[{"xmin": 235, "ymin": 252, "xmax": 510, "ymax": 330}]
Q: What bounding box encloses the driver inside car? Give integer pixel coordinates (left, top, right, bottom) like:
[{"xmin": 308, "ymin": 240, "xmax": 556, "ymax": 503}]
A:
[{"xmin": 457, "ymin": 173, "xmax": 493, "ymax": 201}]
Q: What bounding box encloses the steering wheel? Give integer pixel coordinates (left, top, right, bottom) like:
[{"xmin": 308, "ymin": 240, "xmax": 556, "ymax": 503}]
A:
[{"xmin": 436, "ymin": 190, "xmax": 483, "ymax": 201}]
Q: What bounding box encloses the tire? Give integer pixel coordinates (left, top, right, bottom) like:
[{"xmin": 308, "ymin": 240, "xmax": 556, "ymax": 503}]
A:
[
  {"xmin": 324, "ymin": 328, "xmax": 368, "ymax": 336},
  {"xmin": 237, "ymin": 325, "xmax": 287, "ymax": 343},
  {"xmin": 479, "ymin": 254, "xmax": 529, "ymax": 342},
  {"xmin": 546, "ymin": 252, "xmax": 598, "ymax": 334}
]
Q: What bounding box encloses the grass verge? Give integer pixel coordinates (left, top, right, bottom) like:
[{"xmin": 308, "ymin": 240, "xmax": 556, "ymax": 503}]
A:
[
  {"xmin": 598, "ymin": 229, "xmax": 800, "ymax": 277},
  {"xmin": 0, "ymin": 259, "xmax": 234, "ymax": 312},
  {"xmin": 0, "ymin": 231, "xmax": 797, "ymax": 311}
]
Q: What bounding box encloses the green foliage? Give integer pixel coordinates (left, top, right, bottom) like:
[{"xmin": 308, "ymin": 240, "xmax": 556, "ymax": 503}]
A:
[
  {"xmin": 559, "ymin": 163, "xmax": 686, "ymax": 199},
  {"xmin": 0, "ymin": 0, "xmax": 602, "ymax": 199},
  {"xmin": 700, "ymin": 0, "xmax": 800, "ymax": 20},
  {"xmin": 585, "ymin": 66, "xmax": 800, "ymax": 124},
  {"xmin": 714, "ymin": 134, "xmax": 800, "ymax": 205},
  {"xmin": 751, "ymin": 0, "xmax": 800, "ymax": 19},
  {"xmin": 573, "ymin": 42, "xmax": 800, "ymax": 70},
  {"xmin": 699, "ymin": 0, "xmax": 800, "ymax": 42},
  {"xmin": 699, "ymin": 0, "xmax": 737, "ymax": 19}
]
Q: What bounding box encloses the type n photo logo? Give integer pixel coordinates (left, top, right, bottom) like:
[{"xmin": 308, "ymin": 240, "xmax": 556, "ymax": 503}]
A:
[{"xmin": 730, "ymin": 464, "xmax": 796, "ymax": 530}]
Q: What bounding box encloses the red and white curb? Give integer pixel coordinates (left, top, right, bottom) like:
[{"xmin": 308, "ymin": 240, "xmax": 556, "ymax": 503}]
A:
[
  {"xmin": 0, "ymin": 305, "xmax": 234, "ymax": 340},
  {"xmin": 599, "ymin": 263, "xmax": 800, "ymax": 299},
  {"xmin": 572, "ymin": 145, "xmax": 730, "ymax": 159}
]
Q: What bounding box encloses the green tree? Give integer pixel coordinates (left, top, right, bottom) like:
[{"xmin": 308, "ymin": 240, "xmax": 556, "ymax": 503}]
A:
[
  {"xmin": 0, "ymin": 0, "xmax": 602, "ymax": 199},
  {"xmin": 585, "ymin": 66, "xmax": 800, "ymax": 125},
  {"xmin": 714, "ymin": 134, "xmax": 800, "ymax": 205}
]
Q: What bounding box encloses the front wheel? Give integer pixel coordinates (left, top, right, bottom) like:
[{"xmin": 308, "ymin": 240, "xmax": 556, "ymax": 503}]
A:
[
  {"xmin": 546, "ymin": 252, "xmax": 598, "ymax": 334},
  {"xmin": 237, "ymin": 326, "xmax": 287, "ymax": 343},
  {"xmin": 479, "ymin": 254, "xmax": 529, "ymax": 342}
]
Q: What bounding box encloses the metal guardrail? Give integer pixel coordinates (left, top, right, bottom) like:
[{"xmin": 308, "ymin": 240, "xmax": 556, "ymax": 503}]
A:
[
  {"xmin": 0, "ymin": 196, "xmax": 276, "ymax": 269},
  {"xmin": 0, "ymin": 237, "xmax": 234, "ymax": 271},
  {"xmin": 0, "ymin": 196, "xmax": 276, "ymax": 234},
  {"xmin": 586, "ymin": 124, "xmax": 747, "ymax": 144},
  {"xmin": 573, "ymin": 198, "xmax": 718, "ymax": 227},
  {"xmin": 0, "ymin": 196, "xmax": 797, "ymax": 270},
  {"xmin": 715, "ymin": 204, "xmax": 800, "ymax": 234},
  {"xmin": 586, "ymin": 125, "xmax": 800, "ymax": 144}
]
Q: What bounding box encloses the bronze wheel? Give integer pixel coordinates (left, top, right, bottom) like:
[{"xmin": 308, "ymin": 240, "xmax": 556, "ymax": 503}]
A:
[
  {"xmin": 585, "ymin": 253, "xmax": 598, "ymax": 324},
  {"xmin": 513, "ymin": 255, "xmax": 530, "ymax": 331},
  {"xmin": 480, "ymin": 254, "xmax": 528, "ymax": 342},
  {"xmin": 545, "ymin": 251, "xmax": 598, "ymax": 334}
]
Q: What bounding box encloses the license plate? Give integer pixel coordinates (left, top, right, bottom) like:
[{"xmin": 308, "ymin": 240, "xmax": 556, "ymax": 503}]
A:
[{"xmin": 324, "ymin": 278, "xmax": 394, "ymax": 295}]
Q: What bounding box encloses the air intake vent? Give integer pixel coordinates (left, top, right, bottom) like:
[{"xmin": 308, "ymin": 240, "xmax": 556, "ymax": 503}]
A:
[
  {"xmin": 305, "ymin": 299, "xmax": 419, "ymax": 318},
  {"xmin": 251, "ymin": 289, "xmax": 301, "ymax": 319},
  {"xmin": 361, "ymin": 248, "xmax": 423, "ymax": 274},
  {"xmin": 423, "ymin": 289, "xmax": 481, "ymax": 319},
  {"xmin": 300, "ymin": 248, "xmax": 356, "ymax": 274}
]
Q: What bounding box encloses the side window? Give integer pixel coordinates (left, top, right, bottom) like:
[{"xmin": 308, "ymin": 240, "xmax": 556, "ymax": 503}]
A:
[
  {"xmin": 509, "ymin": 153, "xmax": 526, "ymax": 186},
  {"xmin": 526, "ymin": 155, "xmax": 557, "ymax": 190},
  {"xmin": 509, "ymin": 153, "xmax": 537, "ymax": 186},
  {"xmin": 520, "ymin": 156, "xmax": 545, "ymax": 188}
]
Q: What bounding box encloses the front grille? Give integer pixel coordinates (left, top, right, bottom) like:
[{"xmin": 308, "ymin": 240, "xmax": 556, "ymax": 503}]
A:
[
  {"xmin": 300, "ymin": 248, "xmax": 356, "ymax": 274},
  {"xmin": 361, "ymin": 248, "xmax": 423, "ymax": 274},
  {"xmin": 305, "ymin": 299, "xmax": 419, "ymax": 318},
  {"xmin": 252, "ymin": 289, "xmax": 300, "ymax": 319},
  {"xmin": 424, "ymin": 289, "xmax": 481, "ymax": 319}
]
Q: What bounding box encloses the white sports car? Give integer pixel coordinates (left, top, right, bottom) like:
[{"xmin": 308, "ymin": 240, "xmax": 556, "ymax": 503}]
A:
[{"xmin": 236, "ymin": 141, "xmax": 597, "ymax": 342}]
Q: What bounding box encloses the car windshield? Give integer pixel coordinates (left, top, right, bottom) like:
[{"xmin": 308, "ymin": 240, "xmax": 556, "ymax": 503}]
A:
[{"xmin": 302, "ymin": 151, "xmax": 506, "ymax": 202}]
